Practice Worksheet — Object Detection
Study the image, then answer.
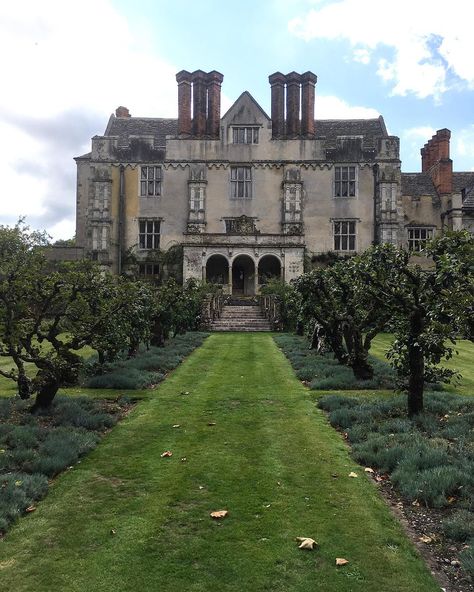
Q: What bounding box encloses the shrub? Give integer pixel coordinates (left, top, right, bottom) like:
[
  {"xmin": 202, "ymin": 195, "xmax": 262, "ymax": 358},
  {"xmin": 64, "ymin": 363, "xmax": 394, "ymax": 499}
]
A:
[
  {"xmin": 460, "ymin": 542, "xmax": 474, "ymax": 579},
  {"xmin": 84, "ymin": 332, "xmax": 208, "ymax": 389},
  {"xmin": 442, "ymin": 511, "xmax": 474, "ymax": 542},
  {"xmin": 0, "ymin": 472, "xmax": 49, "ymax": 532}
]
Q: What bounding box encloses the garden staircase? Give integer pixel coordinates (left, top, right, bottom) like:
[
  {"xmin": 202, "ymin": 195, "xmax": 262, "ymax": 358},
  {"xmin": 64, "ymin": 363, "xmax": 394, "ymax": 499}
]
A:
[{"xmin": 210, "ymin": 299, "xmax": 272, "ymax": 332}]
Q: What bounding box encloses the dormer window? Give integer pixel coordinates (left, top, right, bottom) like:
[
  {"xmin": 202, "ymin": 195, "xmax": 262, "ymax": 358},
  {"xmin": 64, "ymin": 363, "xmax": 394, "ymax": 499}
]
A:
[{"xmin": 232, "ymin": 127, "xmax": 259, "ymax": 144}]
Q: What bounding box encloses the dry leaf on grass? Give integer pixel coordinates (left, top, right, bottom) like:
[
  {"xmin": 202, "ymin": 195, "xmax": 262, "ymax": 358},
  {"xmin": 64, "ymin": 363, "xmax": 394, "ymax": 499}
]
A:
[
  {"xmin": 172, "ymin": 424, "xmax": 180, "ymax": 428},
  {"xmin": 110, "ymin": 529, "xmax": 116, "ymax": 535},
  {"xmin": 336, "ymin": 558, "xmax": 349, "ymax": 566},
  {"xmin": 419, "ymin": 535, "xmax": 433, "ymax": 544},
  {"xmin": 207, "ymin": 422, "xmax": 216, "ymax": 426},
  {"xmin": 210, "ymin": 510, "xmax": 228, "ymax": 519},
  {"xmin": 348, "ymin": 472, "xmax": 358, "ymax": 478},
  {"xmin": 160, "ymin": 451, "xmax": 173, "ymax": 458},
  {"xmin": 296, "ymin": 537, "xmax": 318, "ymax": 550},
  {"xmin": 364, "ymin": 467, "xmax": 374, "ymax": 473},
  {"xmin": 25, "ymin": 506, "xmax": 36, "ymax": 513}
]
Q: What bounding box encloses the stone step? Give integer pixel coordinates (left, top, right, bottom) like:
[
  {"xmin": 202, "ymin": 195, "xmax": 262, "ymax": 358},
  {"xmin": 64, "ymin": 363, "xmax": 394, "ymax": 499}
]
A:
[{"xmin": 209, "ymin": 304, "xmax": 272, "ymax": 332}]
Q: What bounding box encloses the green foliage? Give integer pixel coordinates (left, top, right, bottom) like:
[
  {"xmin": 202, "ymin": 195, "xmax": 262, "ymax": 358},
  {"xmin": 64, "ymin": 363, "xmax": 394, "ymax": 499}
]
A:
[
  {"xmin": 274, "ymin": 333, "xmax": 395, "ymax": 390},
  {"xmin": 84, "ymin": 332, "xmax": 208, "ymax": 389},
  {"xmin": 0, "ymin": 395, "xmax": 128, "ymax": 534},
  {"xmin": 460, "ymin": 543, "xmax": 474, "ymax": 579},
  {"xmin": 442, "ymin": 511, "xmax": 474, "ymax": 542},
  {"xmin": 319, "ymin": 391, "xmax": 474, "ymax": 511},
  {"xmin": 260, "ymin": 279, "xmax": 298, "ymax": 330}
]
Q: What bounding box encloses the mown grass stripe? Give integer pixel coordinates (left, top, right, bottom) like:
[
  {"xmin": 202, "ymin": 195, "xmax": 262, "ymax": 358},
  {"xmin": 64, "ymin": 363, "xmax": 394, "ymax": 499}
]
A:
[{"xmin": 0, "ymin": 334, "xmax": 439, "ymax": 592}]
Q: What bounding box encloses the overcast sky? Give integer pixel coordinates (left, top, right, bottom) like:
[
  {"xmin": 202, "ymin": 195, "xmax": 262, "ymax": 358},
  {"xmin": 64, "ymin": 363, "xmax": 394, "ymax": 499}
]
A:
[{"xmin": 1, "ymin": 0, "xmax": 473, "ymax": 241}]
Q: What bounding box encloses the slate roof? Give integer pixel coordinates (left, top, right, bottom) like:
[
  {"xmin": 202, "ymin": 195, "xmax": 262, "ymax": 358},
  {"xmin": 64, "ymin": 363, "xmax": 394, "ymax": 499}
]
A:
[
  {"xmin": 102, "ymin": 115, "xmax": 388, "ymax": 147},
  {"xmin": 401, "ymin": 173, "xmax": 436, "ymax": 196},
  {"xmin": 453, "ymin": 172, "xmax": 474, "ymax": 194},
  {"xmin": 105, "ymin": 116, "xmax": 178, "ymax": 147}
]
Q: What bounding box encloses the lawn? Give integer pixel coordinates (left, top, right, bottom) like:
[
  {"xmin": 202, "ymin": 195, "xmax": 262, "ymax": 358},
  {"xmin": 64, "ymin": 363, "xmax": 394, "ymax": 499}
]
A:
[
  {"xmin": 0, "ymin": 334, "xmax": 439, "ymax": 592},
  {"xmin": 370, "ymin": 334, "xmax": 474, "ymax": 396}
]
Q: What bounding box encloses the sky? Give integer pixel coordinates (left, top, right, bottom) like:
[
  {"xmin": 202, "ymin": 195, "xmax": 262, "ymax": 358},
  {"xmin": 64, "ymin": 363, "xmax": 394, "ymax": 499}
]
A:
[{"xmin": 1, "ymin": 0, "xmax": 473, "ymax": 241}]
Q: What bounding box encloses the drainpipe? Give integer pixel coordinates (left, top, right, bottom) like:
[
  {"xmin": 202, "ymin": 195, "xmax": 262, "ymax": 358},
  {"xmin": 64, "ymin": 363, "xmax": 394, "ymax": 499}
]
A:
[
  {"xmin": 118, "ymin": 164, "xmax": 125, "ymax": 274},
  {"xmin": 372, "ymin": 164, "xmax": 379, "ymax": 245}
]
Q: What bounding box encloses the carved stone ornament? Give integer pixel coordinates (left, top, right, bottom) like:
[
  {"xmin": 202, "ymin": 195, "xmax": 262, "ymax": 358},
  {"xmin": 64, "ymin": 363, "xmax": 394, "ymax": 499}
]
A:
[
  {"xmin": 230, "ymin": 215, "xmax": 258, "ymax": 234},
  {"xmin": 187, "ymin": 222, "xmax": 205, "ymax": 234}
]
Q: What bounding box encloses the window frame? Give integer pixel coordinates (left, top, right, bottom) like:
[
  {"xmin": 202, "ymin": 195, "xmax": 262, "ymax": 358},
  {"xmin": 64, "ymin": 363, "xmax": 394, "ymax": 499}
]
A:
[
  {"xmin": 140, "ymin": 165, "xmax": 162, "ymax": 198},
  {"xmin": 333, "ymin": 219, "xmax": 357, "ymax": 252},
  {"xmin": 138, "ymin": 262, "xmax": 160, "ymax": 278},
  {"xmin": 231, "ymin": 126, "xmax": 259, "ymax": 145},
  {"xmin": 407, "ymin": 226, "xmax": 434, "ymax": 252},
  {"xmin": 138, "ymin": 219, "xmax": 161, "ymax": 250},
  {"xmin": 334, "ymin": 165, "xmax": 357, "ymax": 198},
  {"xmin": 230, "ymin": 166, "xmax": 252, "ymax": 199}
]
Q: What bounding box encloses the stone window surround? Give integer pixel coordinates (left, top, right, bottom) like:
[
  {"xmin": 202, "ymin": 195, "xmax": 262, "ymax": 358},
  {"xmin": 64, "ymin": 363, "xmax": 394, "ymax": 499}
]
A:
[
  {"xmin": 231, "ymin": 126, "xmax": 260, "ymax": 144},
  {"xmin": 332, "ymin": 218, "xmax": 357, "ymax": 251},
  {"xmin": 138, "ymin": 218, "xmax": 162, "ymax": 250},
  {"xmin": 334, "ymin": 165, "xmax": 358, "ymax": 198},
  {"xmin": 230, "ymin": 165, "xmax": 252, "ymax": 199},
  {"xmin": 407, "ymin": 226, "xmax": 435, "ymax": 252},
  {"xmin": 140, "ymin": 165, "xmax": 162, "ymax": 197}
]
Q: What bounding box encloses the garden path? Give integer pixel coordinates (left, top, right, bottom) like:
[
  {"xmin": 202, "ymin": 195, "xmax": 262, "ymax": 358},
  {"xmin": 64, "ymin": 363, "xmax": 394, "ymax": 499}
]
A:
[{"xmin": 0, "ymin": 333, "xmax": 439, "ymax": 591}]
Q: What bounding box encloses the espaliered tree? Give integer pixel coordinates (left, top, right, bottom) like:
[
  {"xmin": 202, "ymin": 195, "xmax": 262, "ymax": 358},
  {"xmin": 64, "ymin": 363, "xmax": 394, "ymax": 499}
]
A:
[
  {"xmin": 356, "ymin": 231, "xmax": 474, "ymax": 415},
  {"xmin": 0, "ymin": 222, "xmax": 157, "ymax": 410},
  {"xmin": 293, "ymin": 258, "xmax": 389, "ymax": 379}
]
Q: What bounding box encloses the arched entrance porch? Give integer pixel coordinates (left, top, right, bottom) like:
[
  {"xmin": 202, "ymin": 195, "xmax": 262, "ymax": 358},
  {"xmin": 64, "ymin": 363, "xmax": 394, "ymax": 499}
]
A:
[
  {"xmin": 206, "ymin": 254, "xmax": 229, "ymax": 286},
  {"xmin": 258, "ymin": 254, "xmax": 282, "ymax": 286},
  {"xmin": 232, "ymin": 254, "xmax": 255, "ymax": 296}
]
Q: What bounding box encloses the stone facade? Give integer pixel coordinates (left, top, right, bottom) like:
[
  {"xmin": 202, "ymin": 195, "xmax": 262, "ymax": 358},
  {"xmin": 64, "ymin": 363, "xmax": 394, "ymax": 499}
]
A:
[{"xmin": 74, "ymin": 69, "xmax": 474, "ymax": 294}]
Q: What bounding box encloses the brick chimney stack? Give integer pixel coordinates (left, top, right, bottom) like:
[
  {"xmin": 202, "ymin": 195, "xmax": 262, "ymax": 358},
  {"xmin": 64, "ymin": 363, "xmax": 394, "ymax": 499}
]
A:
[
  {"xmin": 206, "ymin": 71, "xmax": 224, "ymax": 139},
  {"xmin": 176, "ymin": 70, "xmax": 192, "ymax": 136},
  {"xmin": 115, "ymin": 106, "xmax": 131, "ymax": 118},
  {"xmin": 286, "ymin": 72, "xmax": 301, "ymax": 138},
  {"xmin": 176, "ymin": 69, "xmax": 224, "ymax": 139},
  {"xmin": 192, "ymin": 70, "xmax": 208, "ymax": 137},
  {"xmin": 269, "ymin": 70, "xmax": 317, "ymax": 139},
  {"xmin": 420, "ymin": 128, "xmax": 452, "ymax": 194},
  {"xmin": 269, "ymin": 72, "xmax": 286, "ymax": 138},
  {"xmin": 301, "ymin": 71, "xmax": 317, "ymax": 137}
]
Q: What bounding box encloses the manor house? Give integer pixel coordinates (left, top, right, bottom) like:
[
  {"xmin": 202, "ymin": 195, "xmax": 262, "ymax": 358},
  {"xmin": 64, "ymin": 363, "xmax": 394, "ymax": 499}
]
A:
[{"xmin": 74, "ymin": 69, "xmax": 474, "ymax": 295}]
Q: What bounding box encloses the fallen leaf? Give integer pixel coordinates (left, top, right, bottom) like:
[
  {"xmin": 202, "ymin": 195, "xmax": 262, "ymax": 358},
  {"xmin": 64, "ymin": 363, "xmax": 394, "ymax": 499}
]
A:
[
  {"xmin": 296, "ymin": 537, "xmax": 318, "ymax": 550},
  {"xmin": 14, "ymin": 480, "xmax": 22, "ymax": 487},
  {"xmin": 172, "ymin": 424, "xmax": 180, "ymax": 428},
  {"xmin": 181, "ymin": 457, "xmax": 187, "ymax": 462},
  {"xmin": 419, "ymin": 535, "xmax": 432, "ymax": 544},
  {"xmin": 348, "ymin": 472, "xmax": 358, "ymax": 478},
  {"xmin": 210, "ymin": 510, "xmax": 228, "ymax": 519},
  {"xmin": 336, "ymin": 558, "xmax": 349, "ymax": 566},
  {"xmin": 160, "ymin": 451, "xmax": 173, "ymax": 458},
  {"xmin": 207, "ymin": 422, "xmax": 216, "ymax": 426},
  {"xmin": 412, "ymin": 500, "xmax": 420, "ymax": 507},
  {"xmin": 198, "ymin": 485, "xmax": 204, "ymax": 490},
  {"xmin": 447, "ymin": 496, "xmax": 456, "ymax": 504},
  {"xmin": 110, "ymin": 529, "xmax": 116, "ymax": 535},
  {"xmin": 364, "ymin": 467, "xmax": 374, "ymax": 474},
  {"xmin": 25, "ymin": 506, "xmax": 36, "ymax": 513},
  {"xmin": 180, "ymin": 391, "xmax": 190, "ymax": 396}
]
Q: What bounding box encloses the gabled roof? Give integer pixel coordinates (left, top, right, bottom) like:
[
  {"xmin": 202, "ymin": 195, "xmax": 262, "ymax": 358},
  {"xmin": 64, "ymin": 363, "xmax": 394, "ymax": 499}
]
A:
[
  {"xmin": 221, "ymin": 91, "xmax": 271, "ymax": 121},
  {"xmin": 316, "ymin": 116, "xmax": 387, "ymax": 143}
]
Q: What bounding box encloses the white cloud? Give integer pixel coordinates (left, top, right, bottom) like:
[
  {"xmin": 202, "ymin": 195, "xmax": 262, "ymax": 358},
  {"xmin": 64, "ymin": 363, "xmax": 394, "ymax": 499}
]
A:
[
  {"xmin": 455, "ymin": 125, "xmax": 474, "ymax": 161},
  {"xmin": 288, "ymin": 0, "xmax": 474, "ymax": 100},
  {"xmin": 0, "ymin": 0, "xmax": 180, "ymax": 240},
  {"xmin": 315, "ymin": 95, "xmax": 379, "ymax": 119}
]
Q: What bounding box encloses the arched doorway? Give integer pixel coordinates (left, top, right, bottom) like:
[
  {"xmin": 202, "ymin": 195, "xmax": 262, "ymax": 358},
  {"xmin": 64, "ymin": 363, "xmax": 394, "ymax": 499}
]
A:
[
  {"xmin": 206, "ymin": 254, "xmax": 229, "ymax": 286},
  {"xmin": 232, "ymin": 255, "xmax": 255, "ymax": 296},
  {"xmin": 258, "ymin": 255, "xmax": 282, "ymax": 286}
]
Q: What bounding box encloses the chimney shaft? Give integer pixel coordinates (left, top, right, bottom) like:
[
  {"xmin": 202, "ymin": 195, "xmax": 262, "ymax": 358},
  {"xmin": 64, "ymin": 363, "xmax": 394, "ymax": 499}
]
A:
[
  {"xmin": 176, "ymin": 71, "xmax": 192, "ymax": 136},
  {"xmin": 192, "ymin": 71, "xmax": 207, "ymax": 137},
  {"xmin": 301, "ymin": 72, "xmax": 317, "ymax": 137},
  {"xmin": 206, "ymin": 71, "xmax": 224, "ymax": 139},
  {"xmin": 421, "ymin": 129, "xmax": 452, "ymax": 194},
  {"xmin": 115, "ymin": 106, "xmax": 131, "ymax": 118},
  {"xmin": 286, "ymin": 72, "xmax": 301, "ymax": 137},
  {"xmin": 269, "ymin": 72, "xmax": 285, "ymax": 139}
]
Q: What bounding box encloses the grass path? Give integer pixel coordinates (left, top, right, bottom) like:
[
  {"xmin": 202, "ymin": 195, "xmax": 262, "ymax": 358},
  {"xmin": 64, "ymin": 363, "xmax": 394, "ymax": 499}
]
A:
[{"xmin": 0, "ymin": 334, "xmax": 439, "ymax": 591}]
